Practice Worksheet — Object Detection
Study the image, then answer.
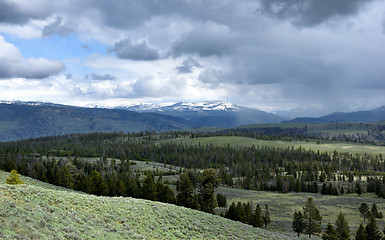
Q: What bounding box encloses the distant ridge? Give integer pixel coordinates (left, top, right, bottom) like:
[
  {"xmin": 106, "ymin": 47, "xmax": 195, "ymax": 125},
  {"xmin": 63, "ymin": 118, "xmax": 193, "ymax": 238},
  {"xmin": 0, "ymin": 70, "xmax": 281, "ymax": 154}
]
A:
[
  {"xmin": 283, "ymin": 106, "xmax": 385, "ymax": 123},
  {"xmin": 118, "ymin": 101, "xmax": 288, "ymax": 128},
  {"xmin": 0, "ymin": 102, "xmax": 192, "ymax": 141}
]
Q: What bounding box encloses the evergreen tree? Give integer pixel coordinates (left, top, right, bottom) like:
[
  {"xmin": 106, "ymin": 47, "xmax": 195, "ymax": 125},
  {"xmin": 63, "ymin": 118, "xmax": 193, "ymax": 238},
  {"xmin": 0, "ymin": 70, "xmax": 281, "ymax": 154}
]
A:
[
  {"xmin": 303, "ymin": 197, "xmax": 322, "ymax": 238},
  {"xmin": 360, "ymin": 203, "xmax": 370, "ymax": 221},
  {"xmin": 58, "ymin": 165, "xmax": 74, "ymax": 189},
  {"xmin": 216, "ymin": 193, "xmax": 227, "ymax": 208},
  {"xmin": 322, "ymin": 223, "xmax": 338, "ymax": 240},
  {"xmin": 371, "ymin": 204, "xmax": 379, "ymax": 219},
  {"xmin": 225, "ymin": 202, "xmax": 238, "ymax": 221},
  {"xmin": 243, "ymin": 202, "xmax": 253, "ymax": 224},
  {"xmin": 355, "ymin": 223, "xmax": 367, "ymax": 240},
  {"xmin": 356, "ymin": 182, "xmax": 363, "ymax": 196},
  {"xmin": 88, "ymin": 170, "xmax": 109, "ymax": 196},
  {"xmin": 176, "ymin": 172, "xmax": 196, "ymax": 209},
  {"xmin": 335, "ymin": 212, "xmax": 350, "ymax": 240},
  {"xmin": 252, "ymin": 204, "xmax": 264, "ymax": 228},
  {"xmin": 365, "ymin": 216, "xmax": 382, "ymax": 240},
  {"xmin": 6, "ymin": 170, "xmax": 24, "ymax": 185},
  {"xmin": 142, "ymin": 173, "xmax": 157, "ymax": 201},
  {"xmin": 116, "ymin": 179, "xmax": 126, "ymax": 197},
  {"xmin": 263, "ymin": 204, "xmax": 271, "ymax": 227},
  {"xmin": 198, "ymin": 169, "xmax": 220, "ymax": 213},
  {"xmin": 292, "ymin": 211, "xmax": 305, "ymax": 237},
  {"xmin": 236, "ymin": 202, "xmax": 246, "ymax": 223}
]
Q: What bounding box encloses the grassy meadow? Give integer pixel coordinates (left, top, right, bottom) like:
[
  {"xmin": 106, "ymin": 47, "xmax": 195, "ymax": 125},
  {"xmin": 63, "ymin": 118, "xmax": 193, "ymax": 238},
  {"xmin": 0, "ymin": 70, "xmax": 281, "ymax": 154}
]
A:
[{"xmin": 160, "ymin": 136, "xmax": 385, "ymax": 156}]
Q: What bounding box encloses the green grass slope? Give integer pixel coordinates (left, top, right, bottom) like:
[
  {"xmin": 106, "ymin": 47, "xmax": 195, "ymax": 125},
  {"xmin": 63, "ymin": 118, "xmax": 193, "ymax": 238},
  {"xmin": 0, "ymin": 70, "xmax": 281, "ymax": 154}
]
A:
[
  {"xmin": 161, "ymin": 136, "xmax": 385, "ymax": 156},
  {"xmin": 0, "ymin": 171, "xmax": 304, "ymax": 240}
]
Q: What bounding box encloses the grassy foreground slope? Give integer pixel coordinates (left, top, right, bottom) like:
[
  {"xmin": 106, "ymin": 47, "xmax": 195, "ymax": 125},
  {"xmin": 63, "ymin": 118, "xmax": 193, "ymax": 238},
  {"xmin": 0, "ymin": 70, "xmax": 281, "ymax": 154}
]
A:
[{"xmin": 0, "ymin": 171, "xmax": 303, "ymax": 240}]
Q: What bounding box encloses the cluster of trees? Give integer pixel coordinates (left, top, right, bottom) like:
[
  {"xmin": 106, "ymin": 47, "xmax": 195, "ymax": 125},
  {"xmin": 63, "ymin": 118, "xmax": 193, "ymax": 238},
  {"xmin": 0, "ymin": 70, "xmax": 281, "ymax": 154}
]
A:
[
  {"xmin": 367, "ymin": 177, "xmax": 385, "ymax": 198},
  {"xmin": 224, "ymin": 201, "xmax": 271, "ymax": 228},
  {"xmin": 292, "ymin": 198, "xmax": 322, "ymax": 238},
  {"xmin": 293, "ymin": 200, "xmax": 385, "ymax": 239},
  {"xmin": 359, "ymin": 203, "xmax": 383, "ymax": 221},
  {"xmin": 175, "ymin": 169, "xmax": 222, "ymax": 214}
]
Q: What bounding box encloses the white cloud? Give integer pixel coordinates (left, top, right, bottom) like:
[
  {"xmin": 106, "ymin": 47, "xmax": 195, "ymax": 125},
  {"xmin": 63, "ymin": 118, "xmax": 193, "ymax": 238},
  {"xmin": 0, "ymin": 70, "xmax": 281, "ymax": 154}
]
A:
[{"xmin": 0, "ymin": 35, "xmax": 65, "ymax": 79}]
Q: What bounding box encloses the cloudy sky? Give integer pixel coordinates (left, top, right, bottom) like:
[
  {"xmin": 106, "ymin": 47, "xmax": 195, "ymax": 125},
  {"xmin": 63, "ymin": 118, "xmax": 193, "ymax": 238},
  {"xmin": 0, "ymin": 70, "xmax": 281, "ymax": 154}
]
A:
[{"xmin": 1, "ymin": 0, "xmax": 385, "ymax": 117}]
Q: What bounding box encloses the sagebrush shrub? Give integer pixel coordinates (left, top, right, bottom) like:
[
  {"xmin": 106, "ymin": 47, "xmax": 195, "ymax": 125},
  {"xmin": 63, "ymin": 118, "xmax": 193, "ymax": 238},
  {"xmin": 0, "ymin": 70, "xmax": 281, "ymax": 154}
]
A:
[{"xmin": 6, "ymin": 170, "xmax": 24, "ymax": 185}]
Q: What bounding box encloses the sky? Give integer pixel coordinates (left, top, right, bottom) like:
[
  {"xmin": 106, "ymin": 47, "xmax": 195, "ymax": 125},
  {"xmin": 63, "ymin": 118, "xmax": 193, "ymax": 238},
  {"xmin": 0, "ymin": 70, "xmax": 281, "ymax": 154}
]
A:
[{"xmin": 1, "ymin": 0, "xmax": 385, "ymax": 117}]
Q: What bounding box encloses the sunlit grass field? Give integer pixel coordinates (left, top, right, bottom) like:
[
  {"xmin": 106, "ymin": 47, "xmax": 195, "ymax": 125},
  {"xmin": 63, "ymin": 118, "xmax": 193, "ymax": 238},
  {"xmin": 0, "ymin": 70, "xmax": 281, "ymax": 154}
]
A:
[{"xmin": 161, "ymin": 136, "xmax": 385, "ymax": 156}]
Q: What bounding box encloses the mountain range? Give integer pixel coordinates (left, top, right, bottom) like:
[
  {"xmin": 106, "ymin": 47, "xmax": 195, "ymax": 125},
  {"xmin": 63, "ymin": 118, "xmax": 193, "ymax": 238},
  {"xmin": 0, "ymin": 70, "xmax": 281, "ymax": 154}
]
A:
[
  {"xmin": 115, "ymin": 101, "xmax": 288, "ymax": 128},
  {"xmin": 283, "ymin": 106, "xmax": 385, "ymax": 124},
  {"xmin": 0, "ymin": 101, "xmax": 286, "ymax": 141},
  {"xmin": 2, "ymin": 100, "xmax": 385, "ymax": 142}
]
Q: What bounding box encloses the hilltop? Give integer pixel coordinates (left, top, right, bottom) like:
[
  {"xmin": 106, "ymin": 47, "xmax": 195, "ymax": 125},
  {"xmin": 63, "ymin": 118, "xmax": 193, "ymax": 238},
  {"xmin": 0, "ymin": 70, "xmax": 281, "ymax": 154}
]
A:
[{"xmin": 0, "ymin": 171, "xmax": 303, "ymax": 240}]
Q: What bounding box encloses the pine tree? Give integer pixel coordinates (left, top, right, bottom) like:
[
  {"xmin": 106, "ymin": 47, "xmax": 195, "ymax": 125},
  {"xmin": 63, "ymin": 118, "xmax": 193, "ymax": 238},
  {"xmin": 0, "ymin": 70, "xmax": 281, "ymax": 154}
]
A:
[
  {"xmin": 355, "ymin": 223, "xmax": 366, "ymax": 240},
  {"xmin": 198, "ymin": 169, "xmax": 220, "ymax": 214},
  {"xmin": 292, "ymin": 211, "xmax": 305, "ymax": 237},
  {"xmin": 365, "ymin": 216, "xmax": 382, "ymax": 240},
  {"xmin": 360, "ymin": 203, "xmax": 370, "ymax": 221},
  {"xmin": 335, "ymin": 212, "xmax": 350, "ymax": 240},
  {"xmin": 322, "ymin": 223, "xmax": 338, "ymax": 240},
  {"xmin": 303, "ymin": 197, "xmax": 322, "ymax": 238},
  {"xmin": 225, "ymin": 202, "xmax": 238, "ymax": 221},
  {"xmin": 263, "ymin": 204, "xmax": 271, "ymax": 227},
  {"xmin": 371, "ymin": 204, "xmax": 379, "ymax": 219},
  {"xmin": 176, "ymin": 172, "xmax": 196, "ymax": 209},
  {"xmin": 142, "ymin": 173, "xmax": 157, "ymax": 200},
  {"xmin": 216, "ymin": 193, "xmax": 227, "ymax": 208},
  {"xmin": 58, "ymin": 165, "xmax": 74, "ymax": 189},
  {"xmin": 6, "ymin": 170, "xmax": 24, "ymax": 185},
  {"xmin": 252, "ymin": 204, "xmax": 264, "ymax": 228},
  {"xmin": 356, "ymin": 182, "xmax": 363, "ymax": 196},
  {"xmin": 89, "ymin": 170, "xmax": 109, "ymax": 196},
  {"xmin": 243, "ymin": 202, "xmax": 253, "ymax": 224}
]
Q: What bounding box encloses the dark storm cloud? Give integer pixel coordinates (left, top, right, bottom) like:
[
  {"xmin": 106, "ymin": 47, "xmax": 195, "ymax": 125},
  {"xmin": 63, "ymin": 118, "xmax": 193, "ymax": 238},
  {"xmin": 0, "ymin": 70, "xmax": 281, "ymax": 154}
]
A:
[
  {"xmin": 176, "ymin": 57, "xmax": 201, "ymax": 74},
  {"xmin": 85, "ymin": 73, "xmax": 117, "ymax": 81},
  {"xmin": 258, "ymin": 0, "xmax": 376, "ymax": 27},
  {"xmin": 0, "ymin": 1, "xmax": 29, "ymax": 24},
  {"xmin": 42, "ymin": 17, "xmax": 74, "ymax": 37},
  {"xmin": 91, "ymin": 0, "xmax": 234, "ymax": 29},
  {"xmin": 172, "ymin": 22, "xmax": 237, "ymax": 57},
  {"xmin": 0, "ymin": 0, "xmax": 52, "ymax": 24},
  {"xmin": 111, "ymin": 39, "xmax": 160, "ymax": 61}
]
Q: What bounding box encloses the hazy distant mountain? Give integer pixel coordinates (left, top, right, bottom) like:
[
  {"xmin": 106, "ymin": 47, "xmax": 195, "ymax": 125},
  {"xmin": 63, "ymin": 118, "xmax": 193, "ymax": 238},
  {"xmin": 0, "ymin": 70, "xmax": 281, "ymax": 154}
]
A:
[
  {"xmin": 116, "ymin": 101, "xmax": 288, "ymax": 128},
  {"xmin": 0, "ymin": 102, "xmax": 192, "ymax": 141},
  {"xmin": 283, "ymin": 106, "xmax": 385, "ymax": 123}
]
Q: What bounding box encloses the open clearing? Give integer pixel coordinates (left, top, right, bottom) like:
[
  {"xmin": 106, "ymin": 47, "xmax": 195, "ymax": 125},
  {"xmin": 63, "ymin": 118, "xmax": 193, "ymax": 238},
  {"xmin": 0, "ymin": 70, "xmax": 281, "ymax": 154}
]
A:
[{"xmin": 161, "ymin": 136, "xmax": 385, "ymax": 156}]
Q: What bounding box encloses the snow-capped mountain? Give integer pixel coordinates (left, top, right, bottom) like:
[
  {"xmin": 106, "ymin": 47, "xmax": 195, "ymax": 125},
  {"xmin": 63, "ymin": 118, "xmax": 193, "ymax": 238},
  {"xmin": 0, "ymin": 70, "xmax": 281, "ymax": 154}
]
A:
[
  {"xmin": 116, "ymin": 101, "xmax": 288, "ymax": 128},
  {"xmin": 119, "ymin": 101, "xmax": 241, "ymax": 112},
  {"xmin": 0, "ymin": 100, "xmax": 55, "ymax": 106}
]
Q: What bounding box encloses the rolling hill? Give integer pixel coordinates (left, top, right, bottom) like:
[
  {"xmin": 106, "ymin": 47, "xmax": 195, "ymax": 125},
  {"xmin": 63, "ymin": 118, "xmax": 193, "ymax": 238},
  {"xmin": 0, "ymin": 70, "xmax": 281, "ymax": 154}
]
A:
[
  {"xmin": 0, "ymin": 102, "xmax": 192, "ymax": 141},
  {"xmin": 0, "ymin": 171, "xmax": 304, "ymax": 239}
]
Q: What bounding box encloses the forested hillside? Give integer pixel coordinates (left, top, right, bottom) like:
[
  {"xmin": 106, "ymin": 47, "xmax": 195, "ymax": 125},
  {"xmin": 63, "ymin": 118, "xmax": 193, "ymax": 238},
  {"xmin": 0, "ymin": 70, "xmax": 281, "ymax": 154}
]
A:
[{"xmin": 0, "ymin": 103, "xmax": 192, "ymax": 141}]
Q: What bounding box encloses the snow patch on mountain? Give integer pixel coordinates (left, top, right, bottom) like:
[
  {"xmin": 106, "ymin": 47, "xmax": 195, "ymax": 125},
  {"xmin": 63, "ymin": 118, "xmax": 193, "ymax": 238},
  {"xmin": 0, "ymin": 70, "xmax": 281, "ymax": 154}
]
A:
[{"xmin": 121, "ymin": 101, "xmax": 242, "ymax": 112}]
